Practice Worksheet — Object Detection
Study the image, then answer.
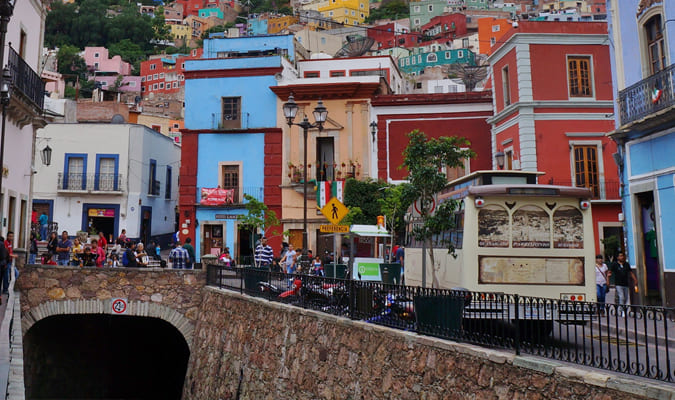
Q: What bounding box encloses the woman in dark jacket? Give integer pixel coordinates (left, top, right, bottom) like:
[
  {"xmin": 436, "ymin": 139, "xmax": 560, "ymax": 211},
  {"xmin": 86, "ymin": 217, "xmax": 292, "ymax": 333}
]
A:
[{"xmin": 46, "ymin": 232, "xmax": 58, "ymax": 255}]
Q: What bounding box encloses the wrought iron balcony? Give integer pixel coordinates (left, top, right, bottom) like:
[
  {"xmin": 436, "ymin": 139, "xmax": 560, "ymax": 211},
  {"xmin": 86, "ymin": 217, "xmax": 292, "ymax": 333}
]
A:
[
  {"xmin": 7, "ymin": 47, "xmax": 45, "ymax": 112},
  {"xmin": 547, "ymin": 179, "xmax": 621, "ymax": 201},
  {"xmin": 210, "ymin": 112, "xmax": 249, "ymax": 130},
  {"xmin": 57, "ymin": 173, "xmax": 125, "ymax": 193},
  {"xmin": 618, "ymin": 63, "xmax": 675, "ymax": 128}
]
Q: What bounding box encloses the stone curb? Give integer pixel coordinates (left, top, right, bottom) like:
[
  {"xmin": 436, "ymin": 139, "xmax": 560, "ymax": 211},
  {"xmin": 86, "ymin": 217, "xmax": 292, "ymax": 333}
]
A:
[{"xmin": 210, "ymin": 286, "xmax": 675, "ymax": 400}]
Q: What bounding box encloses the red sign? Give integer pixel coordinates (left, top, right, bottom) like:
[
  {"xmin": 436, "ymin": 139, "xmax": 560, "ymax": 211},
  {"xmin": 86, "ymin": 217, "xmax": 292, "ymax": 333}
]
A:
[
  {"xmin": 111, "ymin": 298, "xmax": 128, "ymax": 314},
  {"xmin": 200, "ymin": 188, "xmax": 235, "ymax": 206},
  {"xmin": 88, "ymin": 208, "xmax": 115, "ymax": 217}
]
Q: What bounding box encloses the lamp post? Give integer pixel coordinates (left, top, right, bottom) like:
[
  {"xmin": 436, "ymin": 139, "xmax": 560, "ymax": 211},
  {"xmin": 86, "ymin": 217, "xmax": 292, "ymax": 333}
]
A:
[
  {"xmin": 370, "ymin": 121, "xmax": 377, "ymax": 142},
  {"xmin": 283, "ymin": 94, "xmax": 328, "ymax": 264},
  {"xmin": 41, "ymin": 145, "xmax": 52, "ymax": 167},
  {"xmin": 494, "ymin": 151, "xmax": 505, "ymax": 170},
  {"xmin": 0, "ymin": 67, "xmax": 11, "ymax": 210}
]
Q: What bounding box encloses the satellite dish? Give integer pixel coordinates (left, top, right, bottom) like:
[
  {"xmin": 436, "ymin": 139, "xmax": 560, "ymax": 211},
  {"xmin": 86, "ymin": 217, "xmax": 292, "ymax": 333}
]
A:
[
  {"xmin": 111, "ymin": 114, "xmax": 125, "ymax": 124},
  {"xmin": 334, "ymin": 35, "xmax": 375, "ymax": 58}
]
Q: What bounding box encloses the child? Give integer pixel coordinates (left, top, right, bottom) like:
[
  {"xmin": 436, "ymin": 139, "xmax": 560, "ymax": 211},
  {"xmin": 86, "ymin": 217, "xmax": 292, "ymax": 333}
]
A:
[
  {"xmin": 43, "ymin": 253, "xmax": 57, "ymax": 266},
  {"xmin": 313, "ymin": 256, "xmax": 324, "ymax": 276}
]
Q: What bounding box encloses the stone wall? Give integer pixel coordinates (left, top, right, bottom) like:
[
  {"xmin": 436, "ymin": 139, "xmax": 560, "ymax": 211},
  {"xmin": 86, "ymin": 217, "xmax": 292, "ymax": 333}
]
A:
[
  {"xmin": 16, "ymin": 266, "xmax": 205, "ymax": 346},
  {"xmin": 184, "ymin": 287, "xmax": 675, "ymax": 400}
]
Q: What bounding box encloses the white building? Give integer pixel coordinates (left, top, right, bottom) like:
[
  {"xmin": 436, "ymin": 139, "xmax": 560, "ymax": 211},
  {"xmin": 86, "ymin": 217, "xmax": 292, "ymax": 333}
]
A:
[
  {"xmin": 32, "ymin": 123, "xmax": 180, "ymax": 246},
  {"xmin": 296, "ymin": 55, "xmax": 404, "ymax": 93},
  {"xmin": 0, "ymin": 0, "xmax": 49, "ymax": 249}
]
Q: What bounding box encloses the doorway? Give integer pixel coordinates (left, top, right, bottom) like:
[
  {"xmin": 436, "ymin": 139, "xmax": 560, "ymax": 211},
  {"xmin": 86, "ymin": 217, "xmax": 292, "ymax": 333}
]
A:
[
  {"xmin": 140, "ymin": 206, "xmax": 152, "ymax": 245},
  {"xmin": 82, "ymin": 204, "xmax": 119, "ymax": 243},
  {"xmin": 316, "ymin": 137, "xmax": 335, "ymax": 181},
  {"xmin": 202, "ymin": 223, "xmax": 224, "ymax": 257},
  {"xmin": 636, "ymin": 191, "xmax": 662, "ymax": 305},
  {"xmin": 237, "ymin": 227, "xmax": 254, "ymax": 264}
]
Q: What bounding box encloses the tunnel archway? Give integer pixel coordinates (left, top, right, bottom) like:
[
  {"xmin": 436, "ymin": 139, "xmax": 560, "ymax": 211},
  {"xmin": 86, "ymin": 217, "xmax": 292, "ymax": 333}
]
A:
[{"xmin": 23, "ymin": 314, "xmax": 190, "ymax": 400}]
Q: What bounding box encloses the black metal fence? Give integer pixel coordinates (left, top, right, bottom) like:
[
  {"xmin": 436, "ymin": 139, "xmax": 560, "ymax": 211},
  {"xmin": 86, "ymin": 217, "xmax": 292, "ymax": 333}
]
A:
[{"xmin": 207, "ymin": 263, "xmax": 675, "ymax": 383}]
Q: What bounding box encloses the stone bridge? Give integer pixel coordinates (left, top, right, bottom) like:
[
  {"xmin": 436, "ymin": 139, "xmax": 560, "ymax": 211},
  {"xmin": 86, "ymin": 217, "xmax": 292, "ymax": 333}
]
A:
[{"xmin": 15, "ymin": 266, "xmax": 205, "ymax": 349}]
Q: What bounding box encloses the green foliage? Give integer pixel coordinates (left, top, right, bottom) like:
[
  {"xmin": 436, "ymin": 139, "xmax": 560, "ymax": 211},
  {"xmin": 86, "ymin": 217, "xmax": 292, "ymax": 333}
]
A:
[
  {"xmin": 343, "ymin": 178, "xmax": 388, "ymax": 225},
  {"xmin": 108, "ymin": 39, "xmax": 146, "ymax": 74},
  {"xmin": 56, "ymin": 45, "xmax": 88, "ymax": 83},
  {"xmin": 64, "ymin": 85, "xmax": 77, "ymax": 99},
  {"xmin": 402, "ymin": 130, "xmax": 474, "ymax": 287},
  {"xmin": 152, "ymin": 6, "xmax": 172, "ymax": 42},
  {"xmin": 364, "ymin": 0, "xmax": 409, "ymax": 23},
  {"xmin": 601, "ymin": 235, "xmax": 621, "ymax": 262},
  {"xmin": 200, "ymin": 23, "xmax": 236, "ymax": 39},
  {"xmin": 237, "ymin": 194, "xmax": 283, "ymax": 239},
  {"xmin": 378, "ymin": 183, "xmax": 415, "ymax": 239}
]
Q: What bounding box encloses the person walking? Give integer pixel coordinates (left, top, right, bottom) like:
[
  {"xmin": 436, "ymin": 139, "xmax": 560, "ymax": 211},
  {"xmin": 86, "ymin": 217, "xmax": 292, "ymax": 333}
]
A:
[
  {"xmin": 183, "ymin": 237, "xmax": 196, "ymax": 269},
  {"xmin": 169, "ymin": 241, "xmax": 190, "ymax": 269},
  {"xmin": 280, "ymin": 244, "xmax": 296, "ymax": 274},
  {"xmin": 595, "ymin": 254, "xmax": 609, "ymax": 309},
  {"xmin": 609, "ymin": 252, "xmax": 637, "ymax": 315},
  {"xmin": 3, "ymin": 232, "xmax": 17, "ymax": 293},
  {"xmin": 254, "ymin": 237, "xmax": 273, "ymax": 269}
]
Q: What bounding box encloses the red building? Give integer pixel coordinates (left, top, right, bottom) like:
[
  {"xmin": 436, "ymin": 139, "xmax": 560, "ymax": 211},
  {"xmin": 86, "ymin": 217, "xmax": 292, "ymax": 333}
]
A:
[
  {"xmin": 371, "ymin": 92, "xmax": 494, "ymax": 182},
  {"xmin": 370, "ymin": 14, "xmax": 468, "ymax": 51},
  {"xmin": 175, "ymin": 0, "xmax": 204, "ymax": 17},
  {"xmin": 140, "ymin": 49, "xmax": 202, "ymax": 97},
  {"xmin": 487, "ymin": 21, "xmax": 621, "ymax": 254}
]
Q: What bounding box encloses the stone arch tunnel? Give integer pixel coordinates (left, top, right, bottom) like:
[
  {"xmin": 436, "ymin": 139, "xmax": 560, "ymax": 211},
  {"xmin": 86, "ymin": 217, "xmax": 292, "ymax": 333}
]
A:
[{"xmin": 23, "ymin": 314, "xmax": 189, "ymax": 399}]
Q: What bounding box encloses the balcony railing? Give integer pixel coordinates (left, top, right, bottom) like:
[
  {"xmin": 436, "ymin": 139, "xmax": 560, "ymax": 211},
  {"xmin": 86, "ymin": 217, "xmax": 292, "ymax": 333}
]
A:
[
  {"xmin": 57, "ymin": 173, "xmax": 124, "ymax": 192},
  {"xmin": 7, "ymin": 47, "xmax": 45, "ymax": 112},
  {"xmin": 547, "ymin": 179, "xmax": 621, "ymax": 200},
  {"xmin": 288, "ymin": 163, "xmax": 362, "ymax": 183},
  {"xmin": 210, "ymin": 113, "xmax": 249, "ymax": 130},
  {"xmin": 618, "ymin": 63, "xmax": 675, "ymax": 127},
  {"xmin": 198, "ymin": 186, "xmax": 264, "ymax": 205}
]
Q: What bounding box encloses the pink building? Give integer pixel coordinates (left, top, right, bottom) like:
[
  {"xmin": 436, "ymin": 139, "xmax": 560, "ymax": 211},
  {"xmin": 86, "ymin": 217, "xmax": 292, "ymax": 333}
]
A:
[
  {"xmin": 83, "ymin": 47, "xmax": 132, "ymax": 75},
  {"xmin": 94, "ymin": 76, "xmax": 142, "ymax": 93}
]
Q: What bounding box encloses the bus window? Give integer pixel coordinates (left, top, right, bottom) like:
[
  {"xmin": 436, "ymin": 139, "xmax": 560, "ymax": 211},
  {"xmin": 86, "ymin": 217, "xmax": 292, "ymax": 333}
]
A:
[
  {"xmin": 553, "ymin": 206, "xmax": 584, "ymax": 249},
  {"xmin": 478, "ymin": 205, "xmax": 509, "ymax": 247},
  {"xmin": 512, "ymin": 205, "xmax": 550, "ymax": 248}
]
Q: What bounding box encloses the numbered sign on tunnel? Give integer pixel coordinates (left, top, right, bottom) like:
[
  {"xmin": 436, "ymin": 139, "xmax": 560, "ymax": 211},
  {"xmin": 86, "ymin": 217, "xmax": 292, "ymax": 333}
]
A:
[{"xmin": 111, "ymin": 298, "xmax": 128, "ymax": 315}]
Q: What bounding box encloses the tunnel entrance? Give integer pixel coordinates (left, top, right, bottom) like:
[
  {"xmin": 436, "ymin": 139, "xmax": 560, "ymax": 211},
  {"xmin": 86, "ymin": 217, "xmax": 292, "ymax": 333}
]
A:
[{"xmin": 23, "ymin": 314, "xmax": 190, "ymax": 400}]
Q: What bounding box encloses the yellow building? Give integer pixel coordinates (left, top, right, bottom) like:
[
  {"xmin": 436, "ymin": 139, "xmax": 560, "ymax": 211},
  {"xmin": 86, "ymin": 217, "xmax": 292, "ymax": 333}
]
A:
[
  {"xmin": 542, "ymin": 0, "xmax": 592, "ymax": 12},
  {"xmin": 318, "ymin": 0, "xmax": 369, "ymax": 25},
  {"xmin": 170, "ymin": 24, "xmax": 193, "ymax": 41},
  {"xmin": 267, "ymin": 15, "xmax": 299, "ymax": 34}
]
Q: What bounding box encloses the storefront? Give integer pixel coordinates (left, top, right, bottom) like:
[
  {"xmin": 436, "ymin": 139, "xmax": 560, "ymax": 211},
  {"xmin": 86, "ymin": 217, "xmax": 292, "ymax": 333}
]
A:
[{"xmin": 82, "ymin": 204, "xmax": 119, "ymax": 242}]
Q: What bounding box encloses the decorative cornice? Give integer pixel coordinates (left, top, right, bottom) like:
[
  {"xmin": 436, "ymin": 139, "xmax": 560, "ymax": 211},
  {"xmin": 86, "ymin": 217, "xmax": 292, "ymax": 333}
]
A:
[
  {"xmin": 488, "ymin": 100, "xmax": 615, "ymax": 125},
  {"xmin": 637, "ymin": 0, "xmax": 662, "ymax": 18},
  {"xmin": 270, "ymin": 82, "xmax": 384, "ymax": 100}
]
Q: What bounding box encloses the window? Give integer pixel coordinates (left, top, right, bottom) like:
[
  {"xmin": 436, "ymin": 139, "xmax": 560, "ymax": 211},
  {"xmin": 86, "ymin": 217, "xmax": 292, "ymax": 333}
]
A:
[
  {"xmin": 457, "ymin": 50, "xmax": 463, "ymax": 58},
  {"xmin": 330, "ymin": 70, "xmax": 345, "ymax": 77},
  {"xmin": 445, "ymin": 51, "xmax": 451, "ymax": 59},
  {"xmin": 221, "ymin": 97, "xmax": 241, "ymax": 129},
  {"xmin": 173, "ymin": 82, "xmax": 178, "ymax": 88},
  {"xmin": 165, "ymin": 166, "xmax": 172, "ymax": 199},
  {"xmin": 351, "ymin": 10, "xmax": 355, "ymax": 15},
  {"xmin": 141, "ymin": 77, "xmax": 146, "ymax": 82},
  {"xmin": 568, "ymin": 56, "xmax": 593, "ymax": 97},
  {"xmin": 150, "ymin": 64, "xmax": 156, "ymax": 70},
  {"xmin": 151, "ymin": 125, "xmax": 161, "ymax": 132},
  {"xmin": 414, "ymin": 18, "xmax": 420, "ymax": 25},
  {"xmin": 416, "ymin": 82, "xmax": 422, "ymax": 89},
  {"xmin": 128, "ymin": 81, "xmax": 136, "ymax": 87},
  {"xmin": 304, "ymin": 71, "xmax": 320, "ymax": 78},
  {"xmin": 63, "ymin": 154, "xmax": 87, "ymax": 190},
  {"xmin": 492, "ymin": 24, "xmax": 500, "ymax": 32},
  {"xmin": 321, "ymin": 37, "xmax": 326, "ymax": 44},
  {"xmin": 462, "ymin": 38, "xmax": 469, "ymax": 47},
  {"xmin": 153, "ymin": 83, "xmax": 158, "ymax": 90},
  {"xmin": 159, "ymin": 82, "xmax": 164, "ymax": 89},
  {"xmin": 94, "ymin": 62, "xmax": 99, "ymax": 69},
  {"xmin": 95, "ymin": 154, "xmax": 119, "ymax": 191},
  {"xmin": 147, "ymin": 75, "xmax": 152, "ymax": 81},
  {"xmin": 94, "ymin": 52, "xmax": 100, "ymax": 58},
  {"xmin": 644, "ymin": 15, "xmax": 666, "ymax": 74},
  {"xmin": 19, "ymin": 29, "xmax": 26, "ymax": 58},
  {"xmin": 502, "ymin": 65, "xmax": 511, "ymax": 107},
  {"xmin": 159, "ymin": 73, "xmax": 164, "ymax": 78},
  {"xmin": 426, "ymin": 53, "xmax": 437, "ymax": 63},
  {"xmin": 148, "ymin": 159, "xmax": 159, "ymax": 195},
  {"xmin": 220, "ymin": 163, "xmax": 241, "ymax": 202},
  {"xmin": 428, "ymin": 5, "xmax": 433, "ymax": 11},
  {"xmin": 153, "ymin": 74, "xmax": 158, "ymax": 80},
  {"xmin": 414, "ymin": 5, "xmax": 420, "ymax": 12},
  {"xmin": 573, "ymin": 145, "xmax": 599, "ymax": 197},
  {"xmin": 490, "ymin": 37, "xmax": 496, "ymax": 46}
]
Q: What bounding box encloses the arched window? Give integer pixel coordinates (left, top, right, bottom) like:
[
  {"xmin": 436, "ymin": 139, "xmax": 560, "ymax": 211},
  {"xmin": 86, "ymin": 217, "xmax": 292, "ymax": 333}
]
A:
[
  {"xmin": 426, "ymin": 53, "xmax": 437, "ymax": 63},
  {"xmin": 644, "ymin": 14, "xmax": 666, "ymax": 74}
]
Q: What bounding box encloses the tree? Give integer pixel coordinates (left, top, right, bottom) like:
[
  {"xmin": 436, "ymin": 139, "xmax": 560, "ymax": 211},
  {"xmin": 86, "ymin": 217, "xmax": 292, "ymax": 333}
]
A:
[
  {"xmin": 108, "ymin": 39, "xmax": 146, "ymax": 74},
  {"xmin": 57, "ymin": 45, "xmax": 88, "ymax": 83},
  {"xmin": 237, "ymin": 194, "xmax": 286, "ymax": 267},
  {"xmin": 402, "ymin": 130, "xmax": 475, "ymax": 287},
  {"xmin": 365, "ymin": 0, "xmax": 409, "ymax": 23},
  {"xmin": 377, "ymin": 183, "xmax": 415, "ymax": 259},
  {"xmin": 343, "ymin": 178, "xmax": 387, "ymax": 224},
  {"xmin": 152, "ymin": 6, "xmax": 173, "ymax": 42}
]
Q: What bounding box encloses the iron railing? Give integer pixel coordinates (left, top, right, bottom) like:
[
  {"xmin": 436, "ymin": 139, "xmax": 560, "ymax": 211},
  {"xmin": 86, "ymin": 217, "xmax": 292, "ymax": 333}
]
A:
[
  {"xmin": 210, "ymin": 112, "xmax": 249, "ymax": 130},
  {"xmin": 618, "ymin": 63, "xmax": 675, "ymax": 127},
  {"xmin": 57, "ymin": 173, "xmax": 124, "ymax": 192},
  {"xmin": 206, "ymin": 263, "xmax": 675, "ymax": 383},
  {"xmin": 547, "ymin": 180, "xmax": 621, "ymax": 200},
  {"xmin": 7, "ymin": 47, "xmax": 45, "ymax": 112}
]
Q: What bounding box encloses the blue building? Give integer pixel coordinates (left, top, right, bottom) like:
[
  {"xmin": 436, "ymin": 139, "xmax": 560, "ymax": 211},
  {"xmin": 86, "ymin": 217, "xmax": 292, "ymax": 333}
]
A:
[
  {"xmin": 607, "ymin": 0, "xmax": 675, "ymax": 306},
  {"xmin": 179, "ymin": 35, "xmax": 295, "ymax": 262}
]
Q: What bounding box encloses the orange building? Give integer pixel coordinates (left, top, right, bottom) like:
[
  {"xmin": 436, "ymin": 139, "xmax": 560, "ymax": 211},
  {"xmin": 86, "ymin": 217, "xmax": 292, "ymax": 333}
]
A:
[{"xmin": 477, "ymin": 18, "xmax": 512, "ymax": 55}]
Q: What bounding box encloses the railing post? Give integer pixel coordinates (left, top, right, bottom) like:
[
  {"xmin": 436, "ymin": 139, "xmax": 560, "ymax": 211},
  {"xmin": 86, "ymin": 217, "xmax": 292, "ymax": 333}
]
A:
[{"xmin": 514, "ymin": 294, "xmax": 520, "ymax": 356}]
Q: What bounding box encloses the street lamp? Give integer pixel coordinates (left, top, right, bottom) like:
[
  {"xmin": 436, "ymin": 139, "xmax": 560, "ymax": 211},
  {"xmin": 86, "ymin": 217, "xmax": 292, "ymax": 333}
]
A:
[
  {"xmin": 494, "ymin": 151, "xmax": 505, "ymax": 170},
  {"xmin": 370, "ymin": 121, "xmax": 377, "ymax": 143},
  {"xmin": 41, "ymin": 145, "xmax": 52, "ymax": 166},
  {"xmin": 283, "ymin": 93, "xmax": 328, "ymax": 264},
  {"xmin": 0, "ymin": 67, "xmax": 11, "ymax": 206}
]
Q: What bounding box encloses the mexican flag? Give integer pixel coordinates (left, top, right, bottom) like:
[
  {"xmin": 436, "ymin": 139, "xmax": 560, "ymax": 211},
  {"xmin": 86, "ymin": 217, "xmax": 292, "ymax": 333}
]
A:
[{"xmin": 316, "ymin": 180, "xmax": 345, "ymax": 208}]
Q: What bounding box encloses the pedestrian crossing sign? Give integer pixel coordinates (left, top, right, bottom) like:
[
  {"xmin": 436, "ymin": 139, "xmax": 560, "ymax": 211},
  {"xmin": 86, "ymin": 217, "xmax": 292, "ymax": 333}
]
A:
[{"xmin": 321, "ymin": 197, "xmax": 349, "ymax": 225}]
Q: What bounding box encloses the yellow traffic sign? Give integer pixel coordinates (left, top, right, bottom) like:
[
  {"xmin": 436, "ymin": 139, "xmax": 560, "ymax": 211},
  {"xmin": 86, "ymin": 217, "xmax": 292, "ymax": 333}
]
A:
[
  {"xmin": 321, "ymin": 197, "xmax": 349, "ymax": 225},
  {"xmin": 320, "ymin": 224, "xmax": 349, "ymax": 233}
]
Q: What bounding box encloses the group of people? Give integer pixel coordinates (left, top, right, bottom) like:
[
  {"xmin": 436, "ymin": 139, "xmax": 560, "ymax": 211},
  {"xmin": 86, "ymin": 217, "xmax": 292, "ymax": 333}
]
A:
[
  {"xmin": 595, "ymin": 252, "xmax": 638, "ymax": 313},
  {"xmin": 34, "ymin": 229, "xmax": 189, "ymax": 269},
  {"xmin": 251, "ymin": 237, "xmax": 345, "ymax": 276}
]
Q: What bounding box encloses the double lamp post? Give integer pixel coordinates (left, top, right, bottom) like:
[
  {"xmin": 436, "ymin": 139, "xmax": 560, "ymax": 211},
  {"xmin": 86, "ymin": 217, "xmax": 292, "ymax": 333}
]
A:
[{"xmin": 282, "ymin": 94, "xmax": 328, "ymax": 264}]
